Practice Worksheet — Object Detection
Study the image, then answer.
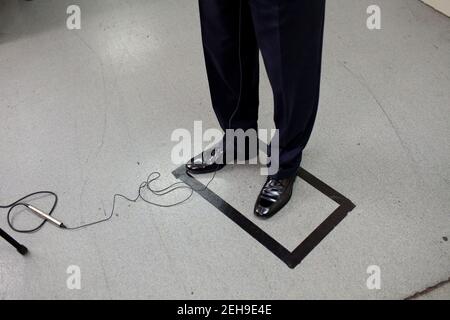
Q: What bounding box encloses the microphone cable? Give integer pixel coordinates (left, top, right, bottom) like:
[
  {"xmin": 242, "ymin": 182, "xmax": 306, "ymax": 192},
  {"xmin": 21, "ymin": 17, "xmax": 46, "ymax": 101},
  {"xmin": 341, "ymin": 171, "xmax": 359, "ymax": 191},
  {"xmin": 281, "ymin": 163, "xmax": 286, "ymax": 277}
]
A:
[
  {"xmin": 0, "ymin": 191, "xmax": 58, "ymax": 233},
  {"xmin": 0, "ymin": 170, "xmax": 217, "ymax": 233}
]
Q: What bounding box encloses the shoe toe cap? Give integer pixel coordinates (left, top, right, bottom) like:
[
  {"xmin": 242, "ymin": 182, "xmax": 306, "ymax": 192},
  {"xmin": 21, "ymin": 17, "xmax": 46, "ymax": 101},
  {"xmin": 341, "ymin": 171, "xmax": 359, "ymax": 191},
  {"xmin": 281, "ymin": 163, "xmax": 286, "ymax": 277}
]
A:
[{"xmin": 254, "ymin": 204, "xmax": 271, "ymax": 218}]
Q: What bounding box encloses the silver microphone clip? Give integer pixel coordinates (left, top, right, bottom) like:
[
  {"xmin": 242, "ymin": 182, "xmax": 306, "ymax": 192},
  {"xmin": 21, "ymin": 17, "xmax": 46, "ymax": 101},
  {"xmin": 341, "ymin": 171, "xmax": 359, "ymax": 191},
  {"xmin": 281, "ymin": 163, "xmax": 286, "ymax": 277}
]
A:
[{"xmin": 25, "ymin": 204, "xmax": 66, "ymax": 229}]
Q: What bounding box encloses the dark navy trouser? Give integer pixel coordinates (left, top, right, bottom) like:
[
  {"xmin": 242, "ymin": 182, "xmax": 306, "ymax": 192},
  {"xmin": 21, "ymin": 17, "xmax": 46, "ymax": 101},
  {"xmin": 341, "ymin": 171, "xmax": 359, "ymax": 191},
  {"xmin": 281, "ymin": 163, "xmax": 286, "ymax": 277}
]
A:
[{"xmin": 199, "ymin": 0, "xmax": 326, "ymax": 179}]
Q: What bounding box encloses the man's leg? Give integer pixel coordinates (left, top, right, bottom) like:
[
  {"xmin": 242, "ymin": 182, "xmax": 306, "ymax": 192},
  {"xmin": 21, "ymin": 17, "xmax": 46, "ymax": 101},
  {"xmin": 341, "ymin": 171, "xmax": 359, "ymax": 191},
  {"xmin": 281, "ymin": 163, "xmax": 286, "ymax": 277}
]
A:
[
  {"xmin": 187, "ymin": 0, "xmax": 260, "ymax": 174},
  {"xmin": 199, "ymin": 0, "xmax": 260, "ymax": 132},
  {"xmin": 249, "ymin": 0, "xmax": 326, "ymax": 179},
  {"xmin": 251, "ymin": 0, "xmax": 326, "ymax": 218}
]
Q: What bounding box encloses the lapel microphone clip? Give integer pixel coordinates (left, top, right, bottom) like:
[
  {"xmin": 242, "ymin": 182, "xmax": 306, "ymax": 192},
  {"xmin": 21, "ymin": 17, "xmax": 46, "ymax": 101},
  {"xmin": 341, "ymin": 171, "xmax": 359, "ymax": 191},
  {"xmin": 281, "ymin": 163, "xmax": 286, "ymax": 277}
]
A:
[{"xmin": 25, "ymin": 204, "xmax": 66, "ymax": 229}]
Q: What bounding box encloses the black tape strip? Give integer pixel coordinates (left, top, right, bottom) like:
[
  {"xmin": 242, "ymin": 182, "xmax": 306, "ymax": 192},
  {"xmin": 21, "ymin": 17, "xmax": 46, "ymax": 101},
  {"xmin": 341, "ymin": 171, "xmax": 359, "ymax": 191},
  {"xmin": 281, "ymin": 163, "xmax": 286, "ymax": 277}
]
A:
[
  {"xmin": 289, "ymin": 198, "xmax": 354, "ymax": 268},
  {"xmin": 298, "ymin": 168, "xmax": 350, "ymax": 204},
  {"xmin": 172, "ymin": 165, "xmax": 355, "ymax": 269},
  {"xmin": 174, "ymin": 167, "xmax": 292, "ymax": 264}
]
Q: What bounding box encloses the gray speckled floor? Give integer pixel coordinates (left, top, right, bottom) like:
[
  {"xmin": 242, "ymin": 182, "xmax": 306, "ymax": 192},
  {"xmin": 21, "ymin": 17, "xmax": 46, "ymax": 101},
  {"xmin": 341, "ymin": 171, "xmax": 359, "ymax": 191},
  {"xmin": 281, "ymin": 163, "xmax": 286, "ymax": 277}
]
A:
[{"xmin": 0, "ymin": 0, "xmax": 449, "ymax": 299}]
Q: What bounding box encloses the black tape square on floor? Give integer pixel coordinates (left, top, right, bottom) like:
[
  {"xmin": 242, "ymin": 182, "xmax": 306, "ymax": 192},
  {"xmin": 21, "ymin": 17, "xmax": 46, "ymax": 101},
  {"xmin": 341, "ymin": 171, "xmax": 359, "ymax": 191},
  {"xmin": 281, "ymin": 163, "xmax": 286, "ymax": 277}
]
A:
[{"xmin": 172, "ymin": 165, "xmax": 355, "ymax": 269}]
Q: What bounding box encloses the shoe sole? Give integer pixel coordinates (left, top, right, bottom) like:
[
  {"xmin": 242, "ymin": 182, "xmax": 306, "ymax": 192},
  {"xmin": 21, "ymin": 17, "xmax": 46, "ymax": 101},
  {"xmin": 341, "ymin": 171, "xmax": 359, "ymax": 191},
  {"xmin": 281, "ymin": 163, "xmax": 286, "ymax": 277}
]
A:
[{"xmin": 185, "ymin": 163, "xmax": 226, "ymax": 175}]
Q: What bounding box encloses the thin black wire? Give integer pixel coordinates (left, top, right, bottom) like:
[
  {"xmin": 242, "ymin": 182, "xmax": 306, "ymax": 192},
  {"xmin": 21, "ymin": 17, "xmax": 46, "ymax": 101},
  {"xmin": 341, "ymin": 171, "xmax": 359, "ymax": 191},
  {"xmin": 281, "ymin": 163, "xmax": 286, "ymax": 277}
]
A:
[
  {"xmin": 0, "ymin": 191, "xmax": 58, "ymax": 233},
  {"xmin": 1, "ymin": 171, "xmax": 216, "ymax": 232},
  {"xmin": 64, "ymin": 170, "xmax": 217, "ymax": 231}
]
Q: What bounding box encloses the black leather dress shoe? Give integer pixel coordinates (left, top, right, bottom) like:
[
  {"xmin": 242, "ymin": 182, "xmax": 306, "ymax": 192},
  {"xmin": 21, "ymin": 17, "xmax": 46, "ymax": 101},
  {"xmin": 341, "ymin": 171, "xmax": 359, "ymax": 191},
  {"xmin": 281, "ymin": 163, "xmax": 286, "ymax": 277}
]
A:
[
  {"xmin": 186, "ymin": 137, "xmax": 256, "ymax": 174},
  {"xmin": 185, "ymin": 146, "xmax": 227, "ymax": 174},
  {"xmin": 254, "ymin": 175, "xmax": 297, "ymax": 219}
]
